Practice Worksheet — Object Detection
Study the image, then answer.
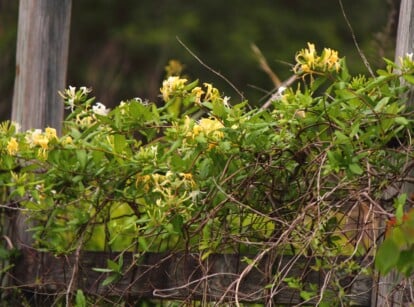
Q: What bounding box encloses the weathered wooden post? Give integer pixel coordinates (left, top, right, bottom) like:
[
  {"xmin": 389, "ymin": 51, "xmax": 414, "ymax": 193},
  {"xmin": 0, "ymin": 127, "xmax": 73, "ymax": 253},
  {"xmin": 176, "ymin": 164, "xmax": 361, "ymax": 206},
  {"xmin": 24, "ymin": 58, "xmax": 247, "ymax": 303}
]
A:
[
  {"xmin": 372, "ymin": 0, "xmax": 414, "ymax": 305},
  {"xmin": 11, "ymin": 0, "xmax": 72, "ymax": 249},
  {"xmin": 12, "ymin": 0, "xmax": 72, "ymax": 134}
]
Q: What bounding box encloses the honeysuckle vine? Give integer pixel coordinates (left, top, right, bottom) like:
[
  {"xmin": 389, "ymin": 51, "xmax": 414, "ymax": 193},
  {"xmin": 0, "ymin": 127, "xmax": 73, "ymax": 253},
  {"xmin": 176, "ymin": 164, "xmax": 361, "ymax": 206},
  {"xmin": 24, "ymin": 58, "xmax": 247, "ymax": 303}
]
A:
[{"xmin": 2, "ymin": 43, "xmax": 414, "ymax": 304}]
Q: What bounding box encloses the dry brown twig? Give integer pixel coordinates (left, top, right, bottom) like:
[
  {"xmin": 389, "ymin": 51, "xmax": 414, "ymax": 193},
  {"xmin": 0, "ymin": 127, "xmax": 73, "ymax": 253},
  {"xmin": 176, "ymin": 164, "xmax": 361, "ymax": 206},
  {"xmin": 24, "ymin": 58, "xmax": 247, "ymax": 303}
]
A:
[{"xmin": 250, "ymin": 43, "xmax": 298, "ymax": 110}]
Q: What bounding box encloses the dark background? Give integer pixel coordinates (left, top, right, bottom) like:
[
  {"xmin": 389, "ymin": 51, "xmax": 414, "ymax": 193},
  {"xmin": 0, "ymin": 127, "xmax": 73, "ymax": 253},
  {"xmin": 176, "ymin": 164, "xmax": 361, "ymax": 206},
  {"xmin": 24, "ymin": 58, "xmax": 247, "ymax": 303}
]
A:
[{"xmin": 0, "ymin": 0, "xmax": 399, "ymax": 121}]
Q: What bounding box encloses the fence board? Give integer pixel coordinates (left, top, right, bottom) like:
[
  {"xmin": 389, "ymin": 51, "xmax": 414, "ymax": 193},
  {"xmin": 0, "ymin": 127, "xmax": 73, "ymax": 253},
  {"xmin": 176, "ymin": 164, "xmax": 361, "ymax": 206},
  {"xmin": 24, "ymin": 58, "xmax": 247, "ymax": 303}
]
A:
[{"xmin": 11, "ymin": 248, "xmax": 373, "ymax": 305}]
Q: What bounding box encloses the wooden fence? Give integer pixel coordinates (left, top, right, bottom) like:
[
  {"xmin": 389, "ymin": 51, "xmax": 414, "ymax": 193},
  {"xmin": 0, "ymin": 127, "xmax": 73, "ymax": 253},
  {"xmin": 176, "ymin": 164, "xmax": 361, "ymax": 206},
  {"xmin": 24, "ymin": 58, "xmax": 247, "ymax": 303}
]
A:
[
  {"xmin": 5, "ymin": 0, "xmax": 414, "ymax": 306},
  {"xmin": 12, "ymin": 249, "xmax": 374, "ymax": 305}
]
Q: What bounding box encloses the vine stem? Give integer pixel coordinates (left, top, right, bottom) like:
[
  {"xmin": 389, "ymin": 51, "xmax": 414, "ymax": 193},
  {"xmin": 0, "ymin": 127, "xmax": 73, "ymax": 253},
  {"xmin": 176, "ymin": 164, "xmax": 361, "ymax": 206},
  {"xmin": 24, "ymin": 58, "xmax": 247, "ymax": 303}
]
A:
[
  {"xmin": 176, "ymin": 36, "xmax": 245, "ymax": 101},
  {"xmin": 65, "ymin": 230, "xmax": 85, "ymax": 307}
]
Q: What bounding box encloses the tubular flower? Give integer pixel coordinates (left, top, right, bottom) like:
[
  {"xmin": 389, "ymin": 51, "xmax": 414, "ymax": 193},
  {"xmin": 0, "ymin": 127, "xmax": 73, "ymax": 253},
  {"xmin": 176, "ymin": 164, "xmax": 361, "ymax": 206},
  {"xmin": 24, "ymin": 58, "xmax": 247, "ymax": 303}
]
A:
[
  {"xmin": 191, "ymin": 86, "xmax": 205, "ymax": 105},
  {"xmin": 6, "ymin": 137, "xmax": 19, "ymax": 155},
  {"xmin": 25, "ymin": 128, "xmax": 59, "ymax": 158},
  {"xmin": 295, "ymin": 42, "xmax": 317, "ymax": 73},
  {"xmin": 76, "ymin": 111, "xmax": 95, "ymax": 128},
  {"xmin": 61, "ymin": 136, "xmax": 73, "ymax": 145},
  {"xmin": 294, "ymin": 42, "xmax": 341, "ymax": 75},
  {"xmin": 92, "ymin": 102, "xmax": 110, "ymax": 116},
  {"xmin": 179, "ymin": 172, "xmax": 196, "ymax": 188},
  {"xmin": 25, "ymin": 129, "xmax": 43, "ymax": 148},
  {"xmin": 320, "ymin": 48, "xmax": 340, "ymax": 72},
  {"xmin": 203, "ymin": 83, "xmax": 221, "ymax": 102},
  {"xmin": 45, "ymin": 127, "xmax": 57, "ymax": 140},
  {"xmin": 191, "ymin": 118, "xmax": 224, "ymax": 149},
  {"xmin": 193, "ymin": 118, "xmax": 224, "ymax": 139},
  {"xmin": 160, "ymin": 76, "xmax": 188, "ymax": 102},
  {"xmin": 59, "ymin": 86, "xmax": 92, "ymax": 112}
]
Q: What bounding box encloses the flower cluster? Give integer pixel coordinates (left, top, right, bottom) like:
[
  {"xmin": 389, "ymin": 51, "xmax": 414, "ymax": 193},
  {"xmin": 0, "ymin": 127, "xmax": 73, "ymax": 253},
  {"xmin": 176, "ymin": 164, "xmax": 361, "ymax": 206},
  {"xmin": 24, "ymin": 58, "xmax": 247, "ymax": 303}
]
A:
[
  {"xmin": 160, "ymin": 76, "xmax": 230, "ymax": 107},
  {"xmin": 59, "ymin": 86, "xmax": 92, "ymax": 112},
  {"xmin": 160, "ymin": 76, "xmax": 188, "ymax": 101},
  {"xmin": 192, "ymin": 118, "xmax": 224, "ymax": 139},
  {"xmin": 25, "ymin": 127, "xmax": 58, "ymax": 158},
  {"xmin": 6, "ymin": 137, "xmax": 18, "ymax": 156},
  {"xmin": 135, "ymin": 171, "xmax": 197, "ymax": 224},
  {"xmin": 5, "ymin": 127, "xmax": 59, "ymax": 158},
  {"xmin": 293, "ymin": 42, "xmax": 341, "ymax": 75}
]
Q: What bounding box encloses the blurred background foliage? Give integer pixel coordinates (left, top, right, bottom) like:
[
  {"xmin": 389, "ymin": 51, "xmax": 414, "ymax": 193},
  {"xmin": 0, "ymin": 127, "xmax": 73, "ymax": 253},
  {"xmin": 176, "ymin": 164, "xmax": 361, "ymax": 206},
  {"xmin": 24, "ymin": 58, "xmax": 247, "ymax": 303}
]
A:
[{"xmin": 0, "ymin": 0, "xmax": 399, "ymax": 122}]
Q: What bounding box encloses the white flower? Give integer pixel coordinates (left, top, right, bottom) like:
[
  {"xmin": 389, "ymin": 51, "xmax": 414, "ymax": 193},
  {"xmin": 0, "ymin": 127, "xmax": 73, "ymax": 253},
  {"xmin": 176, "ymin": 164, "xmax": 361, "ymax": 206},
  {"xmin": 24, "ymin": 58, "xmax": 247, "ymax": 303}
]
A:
[
  {"xmin": 80, "ymin": 86, "xmax": 92, "ymax": 96},
  {"xmin": 223, "ymin": 96, "xmax": 231, "ymax": 107},
  {"xmin": 277, "ymin": 86, "xmax": 287, "ymax": 95},
  {"xmin": 25, "ymin": 129, "xmax": 42, "ymax": 147},
  {"xmin": 66, "ymin": 98, "xmax": 75, "ymax": 112},
  {"xmin": 12, "ymin": 122, "xmax": 21, "ymax": 133},
  {"xmin": 134, "ymin": 97, "xmax": 149, "ymax": 105},
  {"xmin": 92, "ymin": 102, "xmax": 110, "ymax": 116},
  {"xmin": 269, "ymin": 86, "xmax": 287, "ymax": 102},
  {"xmin": 407, "ymin": 53, "xmax": 414, "ymax": 61},
  {"xmin": 68, "ymin": 86, "xmax": 76, "ymax": 98}
]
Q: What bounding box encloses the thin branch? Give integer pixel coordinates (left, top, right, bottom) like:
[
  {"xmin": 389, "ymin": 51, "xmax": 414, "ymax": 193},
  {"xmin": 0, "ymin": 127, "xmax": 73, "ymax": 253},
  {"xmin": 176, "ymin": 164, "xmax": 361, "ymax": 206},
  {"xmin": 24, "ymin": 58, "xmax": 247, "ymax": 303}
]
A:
[
  {"xmin": 260, "ymin": 74, "xmax": 298, "ymax": 110},
  {"xmin": 176, "ymin": 37, "xmax": 245, "ymax": 101},
  {"xmin": 338, "ymin": 0, "xmax": 375, "ymax": 77},
  {"xmin": 251, "ymin": 43, "xmax": 281, "ymax": 87}
]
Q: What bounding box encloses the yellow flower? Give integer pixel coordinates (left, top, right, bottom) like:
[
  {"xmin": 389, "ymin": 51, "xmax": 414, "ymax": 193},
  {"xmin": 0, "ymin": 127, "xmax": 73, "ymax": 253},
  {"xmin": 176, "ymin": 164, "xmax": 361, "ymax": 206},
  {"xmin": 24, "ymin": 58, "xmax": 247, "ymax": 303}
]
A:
[
  {"xmin": 320, "ymin": 48, "xmax": 340, "ymax": 72},
  {"xmin": 35, "ymin": 135, "xmax": 49, "ymax": 150},
  {"xmin": 203, "ymin": 83, "xmax": 221, "ymax": 102},
  {"xmin": 193, "ymin": 118, "xmax": 224, "ymax": 139},
  {"xmin": 294, "ymin": 42, "xmax": 317, "ymax": 73},
  {"xmin": 61, "ymin": 136, "xmax": 73, "ymax": 145},
  {"xmin": 76, "ymin": 112, "xmax": 95, "ymax": 128},
  {"xmin": 191, "ymin": 86, "xmax": 205, "ymax": 105},
  {"xmin": 179, "ymin": 172, "xmax": 196, "ymax": 187},
  {"xmin": 25, "ymin": 129, "xmax": 42, "ymax": 147},
  {"xmin": 7, "ymin": 137, "xmax": 19, "ymax": 155},
  {"xmin": 136, "ymin": 174, "xmax": 152, "ymax": 191},
  {"xmin": 294, "ymin": 43, "xmax": 341, "ymax": 75},
  {"xmin": 45, "ymin": 127, "xmax": 57, "ymax": 140},
  {"xmin": 160, "ymin": 76, "xmax": 188, "ymax": 101}
]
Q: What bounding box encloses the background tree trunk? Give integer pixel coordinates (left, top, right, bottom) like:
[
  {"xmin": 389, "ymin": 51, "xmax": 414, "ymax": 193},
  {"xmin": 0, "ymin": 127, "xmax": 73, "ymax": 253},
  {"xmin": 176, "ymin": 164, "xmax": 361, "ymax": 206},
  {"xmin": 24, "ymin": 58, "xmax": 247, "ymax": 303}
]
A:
[
  {"xmin": 12, "ymin": 0, "xmax": 72, "ymax": 134},
  {"xmin": 11, "ymin": 0, "xmax": 72, "ymax": 247}
]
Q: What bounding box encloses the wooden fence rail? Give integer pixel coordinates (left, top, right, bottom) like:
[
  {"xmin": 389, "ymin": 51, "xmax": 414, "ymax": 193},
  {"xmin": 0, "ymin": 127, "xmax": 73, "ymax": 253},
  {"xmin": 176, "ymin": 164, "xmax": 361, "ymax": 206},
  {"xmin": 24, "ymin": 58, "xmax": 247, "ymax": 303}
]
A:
[
  {"xmin": 6, "ymin": 0, "xmax": 414, "ymax": 306},
  {"xmin": 10, "ymin": 248, "xmax": 375, "ymax": 305}
]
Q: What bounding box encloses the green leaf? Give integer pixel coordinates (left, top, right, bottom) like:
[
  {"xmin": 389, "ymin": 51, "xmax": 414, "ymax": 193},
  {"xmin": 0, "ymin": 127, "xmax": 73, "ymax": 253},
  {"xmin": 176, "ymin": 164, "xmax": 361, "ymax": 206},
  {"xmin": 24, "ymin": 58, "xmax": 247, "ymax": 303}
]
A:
[
  {"xmin": 113, "ymin": 134, "xmax": 127, "ymax": 153},
  {"xmin": 171, "ymin": 214, "xmax": 184, "ymax": 235},
  {"xmin": 102, "ymin": 273, "xmax": 121, "ymax": 286},
  {"xmin": 394, "ymin": 194, "xmax": 407, "ymax": 223},
  {"xmin": 107, "ymin": 259, "xmax": 121, "ymax": 272},
  {"xmin": 374, "ymin": 97, "xmax": 390, "ymax": 112},
  {"xmin": 300, "ymin": 290, "xmax": 315, "ymax": 301},
  {"xmin": 334, "ymin": 131, "xmax": 350, "ymax": 144},
  {"xmin": 394, "ymin": 116, "xmax": 409, "ymax": 126},
  {"xmin": 375, "ymin": 238, "xmax": 400, "ymax": 275},
  {"xmin": 76, "ymin": 149, "xmax": 88, "ymax": 170},
  {"xmin": 92, "ymin": 267, "xmax": 113, "ymax": 273},
  {"xmin": 403, "ymin": 74, "xmax": 414, "ymax": 85},
  {"xmin": 138, "ymin": 237, "xmax": 149, "ymax": 251},
  {"xmin": 397, "ymin": 249, "xmax": 414, "ymax": 277},
  {"xmin": 348, "ymin": 163, "xmax": 363, "ymax": 175},
  {"xmin": 75, "ymin": 289, "xmax": 86, "ymax": 307},
  {"xmin": 198, "ymin": 157, "xmax": 213, "ymax": 179}
]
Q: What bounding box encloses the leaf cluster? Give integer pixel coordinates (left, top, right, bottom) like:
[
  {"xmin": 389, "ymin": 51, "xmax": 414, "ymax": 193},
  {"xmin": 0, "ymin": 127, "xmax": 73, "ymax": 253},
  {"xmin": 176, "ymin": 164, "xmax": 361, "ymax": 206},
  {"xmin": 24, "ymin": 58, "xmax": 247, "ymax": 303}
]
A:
[{"xmin": 1, "ymin": 45, "xmax": 414, "ymax": 304}]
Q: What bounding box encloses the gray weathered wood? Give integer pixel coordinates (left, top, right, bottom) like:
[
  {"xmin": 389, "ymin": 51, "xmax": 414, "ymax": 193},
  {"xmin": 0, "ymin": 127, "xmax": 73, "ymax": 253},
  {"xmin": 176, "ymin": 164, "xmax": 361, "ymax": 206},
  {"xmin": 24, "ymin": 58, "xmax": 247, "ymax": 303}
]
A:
[
  {"xmin": 12, "ymin": 249, "xmax": 373, "ymax": 305},
  {"xmin": 12, "ymin": 0, "xmax": 72, "ymax": 134},
  {"xmin": 372, "ymin": 1, "xmax": 414, "ymax": 306},
  {"xmin": 395, "ymin": 0, "xmax": 414, "ymax": 69},
  {"xmin": 10, "ymin": 0, "xmax": 72, "ymax": 272}
]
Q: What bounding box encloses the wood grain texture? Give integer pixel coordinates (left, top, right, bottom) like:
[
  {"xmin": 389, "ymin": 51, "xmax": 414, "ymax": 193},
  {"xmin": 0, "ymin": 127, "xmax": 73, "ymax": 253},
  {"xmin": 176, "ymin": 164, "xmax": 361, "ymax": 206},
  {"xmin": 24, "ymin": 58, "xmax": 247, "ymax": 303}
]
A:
[
  {"xmin": 12, "ymin": 249, "xmax": 374, "ymax": 305},
  {"xmin": 12, "ymin": 0, "xmax": 71, "ymax": 134}
]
